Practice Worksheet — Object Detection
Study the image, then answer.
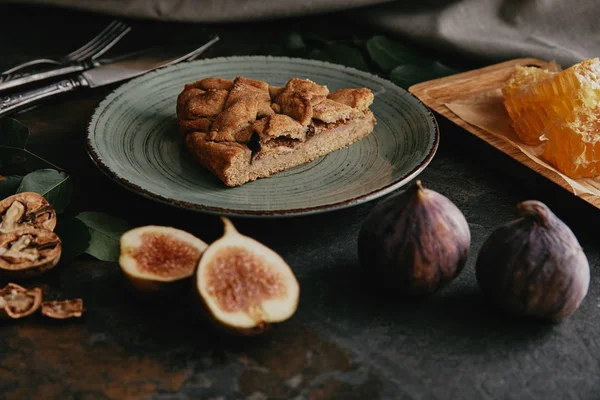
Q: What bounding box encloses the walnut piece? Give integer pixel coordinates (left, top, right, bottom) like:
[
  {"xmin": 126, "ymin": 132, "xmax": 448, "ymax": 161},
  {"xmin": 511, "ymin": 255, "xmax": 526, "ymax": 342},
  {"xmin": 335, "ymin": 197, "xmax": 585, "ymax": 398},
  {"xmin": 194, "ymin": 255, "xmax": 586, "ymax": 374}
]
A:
[
  {"xmin": 0, "ymin": 192, "xmax": 57, "ymax": 233},
  {"xmin": 41, "ymin": 299, "xmax": 84, "ymax": 319},
  {"xmin": 0, "ymin": 283, "xmax": 42, "ymax": 319},
  {"xmin": 0, "ymin": 228, "xmax": 62, "ymax": 278}
]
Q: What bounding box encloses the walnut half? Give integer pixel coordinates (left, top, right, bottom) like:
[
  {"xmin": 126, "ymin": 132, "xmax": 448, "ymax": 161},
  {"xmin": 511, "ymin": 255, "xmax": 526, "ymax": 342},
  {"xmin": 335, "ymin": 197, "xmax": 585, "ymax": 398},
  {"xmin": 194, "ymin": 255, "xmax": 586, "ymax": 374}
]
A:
[
  {"xmin": 0, "ymin": 228, "xmax": 62, "ymax": 278},
  {"xmin": 0, "ymin": 192, "xmax": 57, "ymax": 233}
]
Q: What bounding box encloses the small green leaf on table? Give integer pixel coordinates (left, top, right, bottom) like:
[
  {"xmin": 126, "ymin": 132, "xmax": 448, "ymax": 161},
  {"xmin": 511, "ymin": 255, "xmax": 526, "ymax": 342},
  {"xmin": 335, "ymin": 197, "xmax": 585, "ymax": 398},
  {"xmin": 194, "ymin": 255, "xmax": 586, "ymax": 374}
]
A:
[
  {"xmin": 309, "ymin": 43, "xmax": 369, "ymax": 71},
  {"xmin": 0, "ymin": 117, "xmax": 64, "ymax": 171},
  {"xmin": 17, "ymin": 169, "xmax": 73, "ymax": 213},
  {"xmin": 0, "ymin": 117, "xmax": 29, "ymax": 148},
  {"xmin": 260, "ymin": 32, "xmax": 306, "ymax": 57},
  {"xmin": 284, "ymin": 32, "xmax": 305, "ymax": 52},
  {"xmin": 302, "ymin": 32, "xmax": 329, "ymax": 44},
  {"xmin": 366, "ymin": 36, "xmax": 429, "ymax": 72},
  {"xmin": 76, "ymin": 211, "xmax": 132, "ymax": 263},
  {"xmin": 55, "ymin": 216, "xmax": 91, "ymax": 263},
  {"xmin": 0, "ymin": 175, "xmax": 22, "ymax": 199},
  {"xmin": 389, "ymin": 61, "xmax": 458, "ymax": 89},
  {"xmin": 0, "ymin": 118, "xmax": 29, "ymax": 169}
]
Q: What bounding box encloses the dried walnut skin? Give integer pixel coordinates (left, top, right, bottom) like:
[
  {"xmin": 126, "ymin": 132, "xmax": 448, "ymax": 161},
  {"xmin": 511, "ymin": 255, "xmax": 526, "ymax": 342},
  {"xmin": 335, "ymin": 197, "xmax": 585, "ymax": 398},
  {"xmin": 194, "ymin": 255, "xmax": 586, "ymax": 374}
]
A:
[
  {"xmin": 358, "ymin": 182, "xmax": 470, "ymax": 295},
  {"xmin": 0, "ymin": 192, "xmax": 56, "ymax": 233},
  {"xmin": 476, "ymin": 201, "xmax": 590, "ymax": 319}
]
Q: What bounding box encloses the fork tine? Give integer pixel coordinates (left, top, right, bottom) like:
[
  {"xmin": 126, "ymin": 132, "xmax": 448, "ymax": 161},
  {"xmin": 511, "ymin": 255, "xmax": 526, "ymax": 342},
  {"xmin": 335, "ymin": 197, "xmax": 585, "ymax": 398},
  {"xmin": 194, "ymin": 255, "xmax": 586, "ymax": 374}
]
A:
[
  {"xmin": 183, "ymin": 36, "xmax": 220, "ymax": 62},
  {"xmin": 71, "ymin": 22, "xmax": 130, "ymax": 61},
  {"xmin": 89, "ymin": 24, "xmax": 131, "ymax": 60},
  {"xmin": 64, "ymin": 20, "xmax": 120, "ymax": 60},
  {"xmin": 66, "ymin": 21, "xmax": 130, "ymax": 61},
  {"xmin": 0, "ymin": 20, "xmax": 130, "ymax": 79},
  {"xmin": 65, "ymin": 21, "xmax": 130, "ymax": 61}
]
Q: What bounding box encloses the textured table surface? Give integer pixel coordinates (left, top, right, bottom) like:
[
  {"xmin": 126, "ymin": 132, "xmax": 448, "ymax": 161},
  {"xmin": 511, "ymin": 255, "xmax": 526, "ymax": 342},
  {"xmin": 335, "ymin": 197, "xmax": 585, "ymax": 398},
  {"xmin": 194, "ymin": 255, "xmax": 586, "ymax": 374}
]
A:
[{"xmin": 0, "ymin": 5, "xmax": 598, "ymax": 400}]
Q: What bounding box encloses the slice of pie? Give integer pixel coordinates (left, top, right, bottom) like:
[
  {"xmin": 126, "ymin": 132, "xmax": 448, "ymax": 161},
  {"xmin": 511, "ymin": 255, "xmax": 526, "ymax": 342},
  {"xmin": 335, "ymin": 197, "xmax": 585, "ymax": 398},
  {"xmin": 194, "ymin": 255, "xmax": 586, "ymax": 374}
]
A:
[{"xmin": 176, "ymin": 76, "xmax": 376, "ymax": 187}]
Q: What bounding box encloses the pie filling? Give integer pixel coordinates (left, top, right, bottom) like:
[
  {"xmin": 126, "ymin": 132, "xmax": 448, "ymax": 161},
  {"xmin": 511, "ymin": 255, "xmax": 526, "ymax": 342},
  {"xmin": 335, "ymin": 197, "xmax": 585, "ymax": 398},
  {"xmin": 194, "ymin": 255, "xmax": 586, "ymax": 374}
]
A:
[{"xmin": 249, "ymin": 116, "xmax": 360, "ymax": 161}]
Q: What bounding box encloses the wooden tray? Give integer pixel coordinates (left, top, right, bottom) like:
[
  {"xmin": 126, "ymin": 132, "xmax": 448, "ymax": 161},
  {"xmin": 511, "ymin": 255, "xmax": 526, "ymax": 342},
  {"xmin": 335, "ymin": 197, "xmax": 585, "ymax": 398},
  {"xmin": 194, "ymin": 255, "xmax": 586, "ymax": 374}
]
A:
[{"xmin": 408, "ymin": 57, "xmax": 600, "ymax": 209}]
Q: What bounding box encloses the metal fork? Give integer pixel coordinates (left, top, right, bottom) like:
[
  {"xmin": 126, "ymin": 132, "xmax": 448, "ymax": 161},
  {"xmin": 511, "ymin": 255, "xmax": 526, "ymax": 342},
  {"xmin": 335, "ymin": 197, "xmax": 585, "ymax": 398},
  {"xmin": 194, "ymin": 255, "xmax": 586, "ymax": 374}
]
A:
[{"xmin": 1, "ymin": 20, "xmax": 131, "ymax": 79}]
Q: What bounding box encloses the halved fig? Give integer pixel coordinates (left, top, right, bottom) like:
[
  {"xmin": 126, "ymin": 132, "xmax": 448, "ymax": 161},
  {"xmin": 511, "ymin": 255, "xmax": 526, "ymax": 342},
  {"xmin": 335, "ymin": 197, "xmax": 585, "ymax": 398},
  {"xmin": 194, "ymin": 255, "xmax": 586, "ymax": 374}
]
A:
[
  {"xmin": 119, "ymin": 226, "xmax": 208, "ymax": 294},
  {"xmin": 196, "ymin": 217, "xmax": 300, "ymax": 335},
  {"xmin": 0, "ymin": 283, "xmax": 43, "ymax": 319},
  {"xmin": 41, "ymin": 299, "xmax": 83, "ymax": 319},
  {"xmin": 0, "ymin": 228, "xmax": 62, "ymax": 278},
  {"xmin": 0, "ymin": 192, "xmax": 57, "ymax": 233}
]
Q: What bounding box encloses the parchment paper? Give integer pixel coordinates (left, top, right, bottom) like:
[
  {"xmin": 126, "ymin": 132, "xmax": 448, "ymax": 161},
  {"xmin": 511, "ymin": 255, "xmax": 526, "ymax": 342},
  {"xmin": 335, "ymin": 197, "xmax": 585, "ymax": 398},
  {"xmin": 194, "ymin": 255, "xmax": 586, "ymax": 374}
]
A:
[{"xmin": 445, "ymin": 89, "xmax": 600, "ymax": 196}]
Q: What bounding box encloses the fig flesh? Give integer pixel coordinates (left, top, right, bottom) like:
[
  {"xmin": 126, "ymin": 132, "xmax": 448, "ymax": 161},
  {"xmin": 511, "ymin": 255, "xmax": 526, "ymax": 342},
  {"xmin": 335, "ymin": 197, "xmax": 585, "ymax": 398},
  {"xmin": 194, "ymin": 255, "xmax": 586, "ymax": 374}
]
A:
[
  {"xmin": 358, "ymin": 180, "xmax": 471, "ymax": 296},
  {"xmin": 0, "ymin": 283, "xmax": 42, "ymax": 319},
  {"xmin": 0, "ymin": 228, "xmax": 62, "ymax": 278},
  {"xmin": 119, "ymin": 226, "xmax": 208, "ymax": 293},
  {"xmin": 0, "ymin": 192, "xmax": 57, "ymax": 233},
  {"xmin": 196, "ymin": 217, "xmax": 299, "ymax": 335},
  {"xmin": 476, "ymin": 200, "xmax": 590, "ymax": 320},
  {"xmin": 41, "ymin": 299, "xmax": 84, "ymax": 319}
]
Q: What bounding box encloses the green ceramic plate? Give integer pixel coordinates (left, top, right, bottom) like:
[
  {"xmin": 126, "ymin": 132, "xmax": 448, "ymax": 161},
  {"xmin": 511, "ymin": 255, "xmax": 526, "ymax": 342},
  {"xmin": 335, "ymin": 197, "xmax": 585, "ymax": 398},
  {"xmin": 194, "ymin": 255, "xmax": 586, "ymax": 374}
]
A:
[{"xmin": 86, "ymin": 56, "xmax": 439, "ymax": 217}]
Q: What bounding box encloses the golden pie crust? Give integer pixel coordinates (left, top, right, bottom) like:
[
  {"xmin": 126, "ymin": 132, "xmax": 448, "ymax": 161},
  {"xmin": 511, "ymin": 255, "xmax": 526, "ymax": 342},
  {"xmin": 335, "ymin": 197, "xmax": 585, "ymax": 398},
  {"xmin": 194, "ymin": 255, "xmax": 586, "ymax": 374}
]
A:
[{"xmin": 176, "ymin": 76, "xmax": 376, "ymax": 187}]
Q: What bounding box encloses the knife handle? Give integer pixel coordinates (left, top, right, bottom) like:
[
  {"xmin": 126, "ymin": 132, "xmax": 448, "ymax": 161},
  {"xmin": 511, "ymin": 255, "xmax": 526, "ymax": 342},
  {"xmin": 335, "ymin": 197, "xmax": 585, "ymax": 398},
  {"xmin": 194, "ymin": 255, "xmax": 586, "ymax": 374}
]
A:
[
  {"xmin": 0, "ymin": 62, "xmax": 89, "ymax": 92},
  {"xmin": 0, "ymin": 77, "xmax": 83, "ymax": 117}
]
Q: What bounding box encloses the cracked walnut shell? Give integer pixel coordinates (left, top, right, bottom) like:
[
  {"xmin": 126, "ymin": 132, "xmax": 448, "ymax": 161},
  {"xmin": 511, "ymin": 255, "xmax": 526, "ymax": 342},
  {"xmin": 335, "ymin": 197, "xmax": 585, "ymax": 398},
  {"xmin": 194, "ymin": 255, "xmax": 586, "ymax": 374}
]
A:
[
  {"xmin": 0, "ymin": 192, "xmax": 57, "ymax": 233},
  {"xmin": 0, "ymin": 228, "xmax": 62, "ymax": 278},
  {"xmin": 41, "ymin": 299, "xmax": 84, "ymax": 319},
  {"xmin": 0, "ymin": 283, "xmax": 42, "ymax": 319}
]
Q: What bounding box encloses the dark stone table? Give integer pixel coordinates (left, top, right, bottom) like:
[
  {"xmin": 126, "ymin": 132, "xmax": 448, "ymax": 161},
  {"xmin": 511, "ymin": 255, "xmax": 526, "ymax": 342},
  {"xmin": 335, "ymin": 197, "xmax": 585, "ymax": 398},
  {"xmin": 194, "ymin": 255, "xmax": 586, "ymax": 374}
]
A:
[{"xmin": 0, "ymin": 4, "xmax": 598, "ymax": 400}]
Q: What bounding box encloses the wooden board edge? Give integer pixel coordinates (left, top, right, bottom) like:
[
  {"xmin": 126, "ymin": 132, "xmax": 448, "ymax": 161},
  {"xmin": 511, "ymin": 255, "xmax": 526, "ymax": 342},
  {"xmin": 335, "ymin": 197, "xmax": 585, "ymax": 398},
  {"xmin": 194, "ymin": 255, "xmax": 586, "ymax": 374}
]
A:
[{"xmin": 408, "ymin": 58, "xmax": 546, "ymax": 96}]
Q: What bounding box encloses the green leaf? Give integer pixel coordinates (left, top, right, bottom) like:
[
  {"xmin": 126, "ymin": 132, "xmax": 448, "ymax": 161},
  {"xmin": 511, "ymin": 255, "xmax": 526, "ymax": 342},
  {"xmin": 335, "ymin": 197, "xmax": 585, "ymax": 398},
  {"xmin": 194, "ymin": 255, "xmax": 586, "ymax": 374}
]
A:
[
  {"xmin": 17, "ymin": 169, "xmax": 73, "ymax": 213},
  {"xmin": 302, "ymin": 32, "xmax": 328, "ymax": 44},
  {"xmin": 55, "ymin": 216, "xmax": 91, "ymax": 263},
  {"xmin": 0, "ymin": 118, "xmax": 29, "ymax": 148},
  {"xmin": 258, "ymin": 42, "xmax": 286, "ymax": 57},
  {"xmin": 310, "ymin": 44, "xmax": 369, "ymax": 71},
  {"xmin": 0, "ymin": 118, "xmax": 29, "ymax": 170},
  {"xmin": 366, "ymin": 36, "xmax": 429, "ymax": 72},
  {"xmin": 284, "ymin": 32, "xmax": 305, "ymax": 51},
  {"xmin": 389, "ymin": 62, "xmax": 458, "ymax": 89},
  {"xmin": 431, "ymin": 61, "xmax": 459, "ymax": 76},
  {"xmin": 0, "ymin": 118, "xmax": 64, "ymax": 172},
  {"xmin": 76, "ymin": 211, "xmax": 132, "ymax": 263},
  {"xmin": 0, "ymin": 175, "xmax": 22, "ymax": 199}
]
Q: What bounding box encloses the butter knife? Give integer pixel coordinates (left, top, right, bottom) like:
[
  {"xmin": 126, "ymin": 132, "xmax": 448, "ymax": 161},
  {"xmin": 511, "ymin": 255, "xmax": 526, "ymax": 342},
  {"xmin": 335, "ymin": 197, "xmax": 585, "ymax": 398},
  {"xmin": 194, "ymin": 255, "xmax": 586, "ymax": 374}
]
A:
[{"xmin": 0, "ymin": 36, "xmax": 219, "ymax": 117}]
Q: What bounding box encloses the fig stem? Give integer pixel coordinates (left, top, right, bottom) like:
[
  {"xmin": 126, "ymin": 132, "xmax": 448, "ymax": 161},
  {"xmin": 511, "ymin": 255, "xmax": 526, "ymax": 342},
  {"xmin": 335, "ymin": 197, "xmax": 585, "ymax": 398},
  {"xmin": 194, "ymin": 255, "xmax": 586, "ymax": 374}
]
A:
[
  {"xmin": 413, "ymin": 180, "xmax": 428, "ymax": 202},
  {"xmin": 516, "ymin": 200, "xmax": 551, "ymax": 226},
  {"xmin": 220, "ymin": 217, "xmax": 239, "ymax": 235}
]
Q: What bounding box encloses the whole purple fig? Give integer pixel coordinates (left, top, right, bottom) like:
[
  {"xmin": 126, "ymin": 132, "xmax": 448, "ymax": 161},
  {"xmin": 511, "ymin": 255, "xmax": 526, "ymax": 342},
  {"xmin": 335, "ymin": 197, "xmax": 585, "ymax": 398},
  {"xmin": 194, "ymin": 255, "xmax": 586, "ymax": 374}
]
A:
[
  {"xmin": 476, "ymin": 200, "xmax": 589, "ymax": 320},
  {"xmin": 358, "ymin": 180, "xmax": 471, "ymax": 296}
]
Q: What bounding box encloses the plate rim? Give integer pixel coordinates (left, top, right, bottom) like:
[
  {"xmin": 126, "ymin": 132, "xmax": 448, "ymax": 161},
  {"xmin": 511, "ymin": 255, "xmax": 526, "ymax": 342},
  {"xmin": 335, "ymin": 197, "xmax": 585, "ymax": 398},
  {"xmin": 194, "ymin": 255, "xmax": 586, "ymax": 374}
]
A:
[{"xmin": 85, "ymin": 55, "xmax": 440, "ymax": 218}]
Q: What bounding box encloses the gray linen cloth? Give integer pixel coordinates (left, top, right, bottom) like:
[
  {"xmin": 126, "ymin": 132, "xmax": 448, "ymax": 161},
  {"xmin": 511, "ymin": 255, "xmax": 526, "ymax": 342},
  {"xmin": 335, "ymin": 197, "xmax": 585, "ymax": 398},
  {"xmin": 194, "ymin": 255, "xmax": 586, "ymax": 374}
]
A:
[{"xmin": 7, "ymin": 0, "xmax": 598, "ymax": 66}]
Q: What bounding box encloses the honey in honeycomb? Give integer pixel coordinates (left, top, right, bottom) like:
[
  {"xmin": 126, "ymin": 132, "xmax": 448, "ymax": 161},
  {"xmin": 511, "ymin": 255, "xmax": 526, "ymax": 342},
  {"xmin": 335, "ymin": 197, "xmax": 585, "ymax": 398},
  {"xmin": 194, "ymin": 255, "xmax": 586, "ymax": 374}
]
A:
[
  {"xmin": 502, "ymin": 58, "xmax": 600, "ymax": 179},
  {"xmin": 502, "ymin": 65, "xmax": 558, "ymax": 145}
]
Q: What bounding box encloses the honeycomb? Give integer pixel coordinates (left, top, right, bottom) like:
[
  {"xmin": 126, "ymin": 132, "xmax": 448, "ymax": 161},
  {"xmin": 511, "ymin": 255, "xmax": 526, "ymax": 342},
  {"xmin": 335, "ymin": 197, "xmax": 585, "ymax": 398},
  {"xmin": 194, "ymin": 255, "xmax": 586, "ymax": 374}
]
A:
[
  {"xmin": 502, "ymin": 58, "xmax": 600, "ymax": 179},
  {"xmin": 502, "ymin": 65, "xmax": 558, "ymax": 145}
]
